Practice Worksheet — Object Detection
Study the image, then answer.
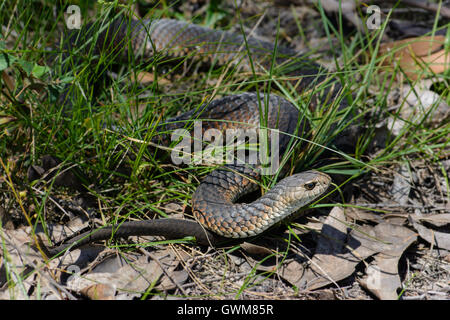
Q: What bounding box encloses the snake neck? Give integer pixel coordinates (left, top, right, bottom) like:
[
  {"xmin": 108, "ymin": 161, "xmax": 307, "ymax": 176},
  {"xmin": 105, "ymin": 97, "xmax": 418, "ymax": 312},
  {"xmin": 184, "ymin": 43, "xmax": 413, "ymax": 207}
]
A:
[{"xmin": 192, "ymin": 167, "xmax": 331, "ymax": 238}]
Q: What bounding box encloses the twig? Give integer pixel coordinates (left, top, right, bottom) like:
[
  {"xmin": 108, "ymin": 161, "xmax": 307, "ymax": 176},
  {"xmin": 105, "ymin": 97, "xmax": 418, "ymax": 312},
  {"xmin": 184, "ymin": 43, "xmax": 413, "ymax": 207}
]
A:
[
  {"xmin": 388, "ymin": 0, "xmax": 450, "ymax": 19},
  {"xmin": 353, "ymin": 203, "xmax": 448, "ymax": 210}
]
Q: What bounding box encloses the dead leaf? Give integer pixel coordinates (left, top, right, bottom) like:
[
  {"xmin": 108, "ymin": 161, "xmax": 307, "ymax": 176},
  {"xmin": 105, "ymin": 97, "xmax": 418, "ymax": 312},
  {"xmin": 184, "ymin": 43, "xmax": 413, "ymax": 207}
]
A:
[
  {"xmin": 279, "ymin": 259, "xmax": 306, "ymax": 286},
  {"xmin": 280, "ymin": 208, "xmax": 348, "ymax": 286},
  {"xmin": 283, "ymin": 218, "xmax": 417, "ymax": 293},
  {"xmin": 344, "ymin": 207, "xmax": 383, "ymax": 223},
  {"xmin": 67, "ymin": 255, "xmax": 164, "ymax": 298},
  {"xmin": 282, "ymin": 207, "xmax": 363, "ymax": 290},
  {"xmin": 240, "ymin": 242, "xmax": 274, "ymax": 257},
  {"xmin": 356, "ymin": 223, "xmax": 417, "ymax": 257},
  {"xmin": 80, "ymin": 283, "xmax": 116, "ymax": 300},
  {"xmin": 409, "ymin": 215, "xmax": 450, "ymax": 250},
  {"xmin": 390, "ymin": 164, "xmax": 411, "ymax": 205},
  {"xmin": 360, "ymin": 258, "xmax": 400, "ymax": 300},
  {"xmin": 65, "ymin": 248, "xmax": 187, "ymax": 298},
  {"xmin": 412, "ymin": 214, "xmax": 450, "ymax": 228},
  {"xmin": 0, "ymin": 227, "xmax": 49, "ymax": 299},
  {"xmin": 1, "ymin": 70, "xmax": 15, "ymax": 96},
  {"xmin": 314, "ymin": 207, "xmax": 348, "ymax": 254},
  {"xmin": 36, "ymin": 218, "xmax": 89, "ymax": 244},
  {"xmin": 358, "ymin": 224, "xmax": 417, "ymax": 300},
  {"xmin": 379, "ymin": 36, "xmax": 450, "ymax": 80},
  {"xmin": 133, "ymin": 71, "xmax": 171, "ymax": 85},
  {"xmin": 156, "ymin": 270, "xmax": 189, "ymax": 291}
]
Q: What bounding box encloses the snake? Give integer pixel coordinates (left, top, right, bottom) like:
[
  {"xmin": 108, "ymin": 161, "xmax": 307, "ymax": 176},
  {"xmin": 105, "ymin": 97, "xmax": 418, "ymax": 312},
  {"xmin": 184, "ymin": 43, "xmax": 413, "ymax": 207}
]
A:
[{"xmin": 43, "ymin": 16, "xmax": 338, "ymax": 256}]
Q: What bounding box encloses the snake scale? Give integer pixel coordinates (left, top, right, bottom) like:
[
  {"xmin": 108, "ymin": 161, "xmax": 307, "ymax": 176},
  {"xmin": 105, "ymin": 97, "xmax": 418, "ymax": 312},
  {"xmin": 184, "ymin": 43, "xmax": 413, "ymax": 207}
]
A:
[{"xmin": 44, "ymin": 16, "xmax": 338, "ymax": 255}]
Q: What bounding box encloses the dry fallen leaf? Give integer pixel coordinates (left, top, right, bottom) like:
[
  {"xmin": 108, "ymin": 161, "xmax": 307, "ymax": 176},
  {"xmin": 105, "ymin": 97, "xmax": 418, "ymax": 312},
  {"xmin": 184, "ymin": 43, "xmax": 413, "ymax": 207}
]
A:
[
  {"xmin": 279, "ymin": 259, "xmax": 306, "ymax": 286},
  {"xmin": 282, "ymin": 213, "xmax": 418, "ymax": 296},
  {"xmin": 281, "ymin": 207, "xmax": 367, "ymax": 291},
  {"xmin": 378, "ymin": 35, "xmax": 450, "ymax": 80},
  {"xmin": 157, "ymin": 269, "xmax": 189, "ymax": 291},
  {"xmin": 409, "ymin": 215, "xmax": 450, "ymax": 250},
  {"xmin": 411, "ymin": 214, "xmax": 450, "ymax": 228},
  {"xmin": 64, "ymin": 248, "xmax": 188, "ymax": 299},
  {"xmin": 67, "ymin": 255, "xmax": 164, "ymax": 299},
  {"xmin": 240, "ymin": 242, "xmax": 275, "ymax": 257},
  {"xmin": 80, "ymin": 283, "xmax": 116, "ymax": 300},
  {"xmin": 390, "ymin": 164, "xmax": 411, "ymax": 205},
  {"xmin": 133, "ymin": 71, "xmax": 171, "ymax": 85},
  {"xmin": 358, "ymin": 223, "xmax": 417, "ymax": 300},
  {"xmin": 0, "ymin": 228, "xmax": 50, "ymax": 299},
  {"xmin": 300, "ymin": 219, "xmax": 375, "ymax": 290}
]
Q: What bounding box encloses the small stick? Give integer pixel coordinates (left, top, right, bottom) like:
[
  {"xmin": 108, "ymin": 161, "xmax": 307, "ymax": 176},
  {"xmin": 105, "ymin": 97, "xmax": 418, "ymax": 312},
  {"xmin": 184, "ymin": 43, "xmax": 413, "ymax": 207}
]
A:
[{"xmin": 390, "ymin": 0, "xmax": 450, "ymax": 19}]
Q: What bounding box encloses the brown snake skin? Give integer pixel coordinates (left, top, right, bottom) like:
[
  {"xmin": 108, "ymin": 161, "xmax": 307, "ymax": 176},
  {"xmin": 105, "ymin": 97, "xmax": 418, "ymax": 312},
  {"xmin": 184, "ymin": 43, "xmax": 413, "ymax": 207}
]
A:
[{"xmin": 44, "ymin": 17, "xmax": 339, "ymax": 255}]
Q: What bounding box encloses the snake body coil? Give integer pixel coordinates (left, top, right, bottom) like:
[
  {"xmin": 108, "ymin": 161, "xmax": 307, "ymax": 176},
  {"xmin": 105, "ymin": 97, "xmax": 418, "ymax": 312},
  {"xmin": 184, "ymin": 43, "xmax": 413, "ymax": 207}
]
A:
[{"xmin": 46, "ymin": 17, "xmax": 336, "ymax": 255}]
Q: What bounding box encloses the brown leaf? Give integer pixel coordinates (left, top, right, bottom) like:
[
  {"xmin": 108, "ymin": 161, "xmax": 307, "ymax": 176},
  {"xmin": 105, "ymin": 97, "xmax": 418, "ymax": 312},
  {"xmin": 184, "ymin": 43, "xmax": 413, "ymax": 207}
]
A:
[
  {"xmin": 0, "ymin": 228, "xmax": 50, "ymax": 299},
  {"xmin": 67, "ymin": 255, "xmax": 164, "ymax": 298},
  {"xmin": 156, "ymin": 270, "xmax": 189, "ymax": 291},
  {"xmin": 358, "ymin": 224, "xmax": 417, "ymax": 300},
  {"xmin": 409, "ymin": 215, "xmax": 450, "ymax": 250},
  {"xmin": 284, "ymin": 219, "xmax": 417, "ymax": 292},
  {"xmin": 360, "ymin": 256, "xmax": 400, "ymax": 300},
  {"xmin": 133, "ymin": 71, "xmax": 171, "ymax": 85},
  {"xmin": 1, "ymin": 70, "xmax": 15, "ymax": 95},
  {"xmin": 80, "ymin": 283, "xmax": 116, "ymax": 300},
  {"xmin": 315, "ymin": 207, "xmax": 348, "ymax": 254},
  {"xmin": 279, "ymin": 259, "xmax": 306, "ymax": 285},
  {"xmin": 379, "ymin": 36, "xmax": 449, "ymax": 80},
  {"xmin": 283, "ymin": 207, "xmax": 363, "ymax": 290},
  {"xmin": 390, "ymin": 164, "xmax": 411, "ymax": 205},
  {"xmin": 412, "ymin": 214, "xmax": 450, "ymax": 228},
  {"xmin": 344, "ymin": 207, "xmax": 382, "ymax": 223},
  {"xmin": 240, "ymin": 242, "xmax": 274, "ymax": 257}
]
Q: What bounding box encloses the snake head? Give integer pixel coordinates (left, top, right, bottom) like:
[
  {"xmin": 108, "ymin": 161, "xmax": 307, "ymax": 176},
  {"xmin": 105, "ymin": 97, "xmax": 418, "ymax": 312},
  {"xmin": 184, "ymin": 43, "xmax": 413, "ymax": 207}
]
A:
[{"xmin": 271, "ymin": 170, "xmax": 331, "ymax": 210}]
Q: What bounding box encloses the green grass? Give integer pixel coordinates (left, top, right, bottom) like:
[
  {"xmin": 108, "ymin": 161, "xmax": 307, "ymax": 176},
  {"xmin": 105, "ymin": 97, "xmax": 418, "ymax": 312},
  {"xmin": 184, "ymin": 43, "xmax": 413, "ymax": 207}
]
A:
[{"xmin": 0, "ymin": 0, "xmax": 449, "ymax": 299}]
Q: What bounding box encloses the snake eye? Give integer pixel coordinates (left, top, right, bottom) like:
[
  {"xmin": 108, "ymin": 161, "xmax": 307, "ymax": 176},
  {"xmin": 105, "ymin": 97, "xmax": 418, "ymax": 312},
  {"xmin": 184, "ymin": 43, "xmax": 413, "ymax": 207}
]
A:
[{"xmin": 304, "ymin": 182, "xmax": 316, "ymax": 190}]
